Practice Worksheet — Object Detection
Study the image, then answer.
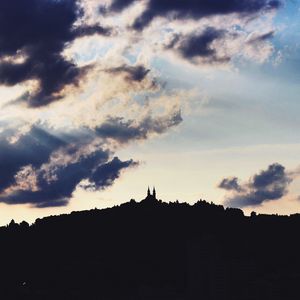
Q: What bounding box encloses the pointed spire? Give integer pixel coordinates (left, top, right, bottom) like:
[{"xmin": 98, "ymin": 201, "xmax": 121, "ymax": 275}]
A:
[
  {"xmin": 147, "ymin": 186, "xmax": 151, "ymax": 197},
  {"xmin": 153, "ymin": 187, "xmax": 156, "ymax": 199}
]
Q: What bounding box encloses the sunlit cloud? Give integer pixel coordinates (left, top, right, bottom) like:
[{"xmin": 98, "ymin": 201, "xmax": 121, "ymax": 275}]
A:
[{"xmin": 0, "ymin": 0, "xmax": 286, "ymax": 210}]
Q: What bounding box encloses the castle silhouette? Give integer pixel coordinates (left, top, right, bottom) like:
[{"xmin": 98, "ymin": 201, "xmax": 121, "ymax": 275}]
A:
[{"xmin": 143, "ymin": 186, "xmax": 157, "ymax": 203}]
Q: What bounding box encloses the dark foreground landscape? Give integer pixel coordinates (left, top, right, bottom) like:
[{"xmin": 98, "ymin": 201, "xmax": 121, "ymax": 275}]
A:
[{"xmin": 1, "ymin": 190, "xmax": 300, "ymax": 300}]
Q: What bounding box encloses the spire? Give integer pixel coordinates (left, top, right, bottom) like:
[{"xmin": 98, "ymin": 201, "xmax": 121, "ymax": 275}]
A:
[
  {"xmin": 147, "ymin": 186, "xmax": 151, "ymax": 197},
  {"xmin": 153, "ymin": 187, "xmax": 156, "ymax": 199}
]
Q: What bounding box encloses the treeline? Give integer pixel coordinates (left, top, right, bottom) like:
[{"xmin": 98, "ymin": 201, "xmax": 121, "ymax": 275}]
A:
[{"xmin": 1, "ymin": 198, "xmax": 300, "ymax": 300}]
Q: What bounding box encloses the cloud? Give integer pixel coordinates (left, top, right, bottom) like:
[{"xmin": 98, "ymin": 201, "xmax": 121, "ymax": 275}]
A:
[
  {"xmin": 0, "ymin": 127, "xmax": 65, "ymax": 192},
  {"xmin": 105, "ymin": 64, "xmax": 151, "ymax": 82},
  {"xmin": 108, "ymin": 0, "xmax": 136, "ymax": 13},
  {"xmin": 95, "ymin": 111, "xmax": 183, "ymax": 143},
  {"xmin": 0, "ymin": 125, "xmax": 139, "ymax": 207},
  {"xmin": 247, "ymin": 31, "xmax": 275, "ymax": 44},
  {"xmin": 166, "ymin": 27, "xmax": 229, "ymax": 64},
  {"xmin": 0, "ymin": 0, "xmax": 111, "ymax": 107},
  {"xmin": 164, "ymin": 25, "xmax": 276, "ymax": 66},
  {"xmin": 0, "ymin": 108, "xmax": 182, "ymax": 207},
  {"xmin": 220, "ymin": 163, "xmax": 293, "ymax": 208},
  {"xmin": 101, "ymin": 0, "xmax": 279, "ymax": 66},
  {"xmin": 0, "ymin": 149, "xmax": 111, "ymax": 207},
  {"xmin": 72, "ymin": 24, "xmax": 112, "ymax": 38},
  {"xmin": 0, "ymin": 0, "xmax": 283, "ymax": 209},
  {"xmin": 108, "ymin": 0, "xmax": 281, "ymax": 30},
  {"xmin": 82, "ymin": 157, "xmax": 139, "ymax": 190},
  {"xmin": 218, "ymin": 177, "xmax": 243, "ymax": 192}
]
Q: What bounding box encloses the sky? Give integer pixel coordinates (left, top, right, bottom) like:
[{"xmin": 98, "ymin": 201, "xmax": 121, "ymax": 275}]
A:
[{"xmin": 0, "ymin": 0, "xmax": 299, "ymax": 225}]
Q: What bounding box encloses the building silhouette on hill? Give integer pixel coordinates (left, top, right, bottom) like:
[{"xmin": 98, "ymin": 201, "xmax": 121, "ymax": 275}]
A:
[{"xmin": 143, "ymin": 186, "xmax": 158, "ymax": 203}]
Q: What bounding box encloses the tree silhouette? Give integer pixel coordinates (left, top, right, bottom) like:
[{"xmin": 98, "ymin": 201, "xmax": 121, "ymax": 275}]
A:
[{"xmin": 0, "ymin": 189, "xmax": 299, "ymax": 299}]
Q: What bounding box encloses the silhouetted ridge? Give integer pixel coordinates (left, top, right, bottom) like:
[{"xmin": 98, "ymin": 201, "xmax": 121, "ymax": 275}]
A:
[{"xmin": 1, "ymin": 190, "xmax": 300, "ymax": 300}]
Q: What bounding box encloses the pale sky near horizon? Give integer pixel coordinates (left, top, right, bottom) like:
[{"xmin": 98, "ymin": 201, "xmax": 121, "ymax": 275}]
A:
[{"xmin": 0, "ymin": 0, "xmax": 299, "ymax": 225}]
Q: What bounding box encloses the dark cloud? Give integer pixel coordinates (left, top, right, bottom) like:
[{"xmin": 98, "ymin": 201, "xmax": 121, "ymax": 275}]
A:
[
  {"xmin": 95, "ymin": 111, "xmax": 183, "ymax": 143},
  {"xmin": 218, "ymin": 177, "xmax": 243, "ymax": 192},
  {"xmin": 109, "ymin": 0, "xmax": 135, "ymax": 12},
  {"xmin": 0, "ymin": 126, "xmax": 138, "ymax": 207},
  {"xmin": 106, "ymin": 64, "xmax": 151, "ymax": 82},
  {"xmin": 220, "ymin": 163, "xmax": 292, "ymax": 208},
  {"xmin": 0, "ymin": 109, "xmax": 182, "ymax": 207},
  {"xmin": 252, "ymin": 163, "xmax": 289, "ymax": 189},
  {"xmin": 167, "ymin": 28, "xmax": 229, "ymax": 63},
  {"xmin": 0, "ymin": 148, "xmax": 111, "ymax": 207},
  {"xmin": 167, "ymin": 27, "xmax": 276, "ymax": 65},
  {"xmin": 0, "ymin": 127, "xmax": 65, "ymax": 192},
  {"xmin": 83, "ymin": 157, "xmax": 139, "ymax": 191},
  {"xmin": 108, "ymin": 0, "xmax": 281, "ymax": 30},
  {"xmin": 72, "ymin": 25, "xmax": 112, "ymax": 38},
  {"xmin": 0, "ymin": 0, "xmax": 110, "ymax": 107}
]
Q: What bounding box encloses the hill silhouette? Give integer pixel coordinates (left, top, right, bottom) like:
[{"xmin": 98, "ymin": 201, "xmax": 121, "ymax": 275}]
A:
[{"xmin": 1, "ymin": 189, "xmax": 300, "ymax": 299}]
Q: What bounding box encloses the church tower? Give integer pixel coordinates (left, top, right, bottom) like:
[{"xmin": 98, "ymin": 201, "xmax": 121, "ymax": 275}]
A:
[{"xmin": 143, "ymin": 186, "xmax": 158, "ymax": 203}]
